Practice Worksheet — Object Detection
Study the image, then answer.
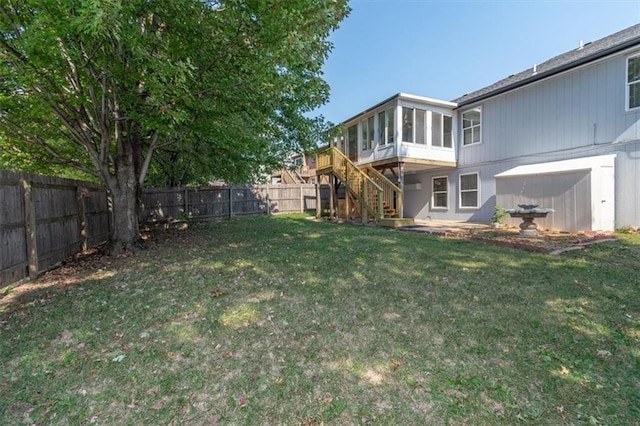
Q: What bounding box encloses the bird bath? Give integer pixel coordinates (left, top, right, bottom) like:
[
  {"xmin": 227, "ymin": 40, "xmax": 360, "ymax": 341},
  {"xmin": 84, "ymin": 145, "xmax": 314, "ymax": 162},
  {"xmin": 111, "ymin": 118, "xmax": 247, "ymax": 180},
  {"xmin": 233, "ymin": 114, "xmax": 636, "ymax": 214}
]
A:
[{"xmin": 504, "ymin": 204, "xmax": 554, "ymax": 237}]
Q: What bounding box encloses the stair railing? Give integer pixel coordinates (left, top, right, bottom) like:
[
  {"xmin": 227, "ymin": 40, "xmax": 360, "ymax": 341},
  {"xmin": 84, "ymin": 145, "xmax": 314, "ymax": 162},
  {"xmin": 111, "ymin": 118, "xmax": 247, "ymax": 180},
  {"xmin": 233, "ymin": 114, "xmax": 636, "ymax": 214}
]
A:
[
  {"xmin": 316, "ymin": 147, "xmax": 384, "ymax": 221},
  {"xmin": 364, "ymin": 166, "xmax": 403, "ymax": 218}
]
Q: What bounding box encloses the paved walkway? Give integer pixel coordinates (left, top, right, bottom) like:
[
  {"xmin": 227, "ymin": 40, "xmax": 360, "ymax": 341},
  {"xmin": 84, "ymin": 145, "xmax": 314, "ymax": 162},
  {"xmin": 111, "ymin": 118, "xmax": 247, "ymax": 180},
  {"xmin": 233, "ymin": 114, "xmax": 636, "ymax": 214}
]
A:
[{"xmin": 397, "ymin": 220, "xmax": 490, "ymax": 236}]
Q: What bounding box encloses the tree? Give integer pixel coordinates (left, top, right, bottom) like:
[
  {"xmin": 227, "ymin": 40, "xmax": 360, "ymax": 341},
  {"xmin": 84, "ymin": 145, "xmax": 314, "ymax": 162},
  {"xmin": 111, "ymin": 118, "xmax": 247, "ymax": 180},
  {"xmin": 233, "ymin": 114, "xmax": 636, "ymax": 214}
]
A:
[{"xmin": 0, "ymin": 0, "xmax": 349, "ymax": 252}]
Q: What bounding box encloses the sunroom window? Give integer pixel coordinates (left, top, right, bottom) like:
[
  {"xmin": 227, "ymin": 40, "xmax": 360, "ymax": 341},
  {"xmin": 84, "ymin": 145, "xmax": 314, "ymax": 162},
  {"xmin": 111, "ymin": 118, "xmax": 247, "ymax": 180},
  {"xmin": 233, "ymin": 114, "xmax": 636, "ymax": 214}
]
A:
[
  {"xmin": 402, "ymin": 107, "xmax": 413, "ymax": 143},
  {"xmin": 347, "ymin": 125, "xmax": 357, "ymax": 161},
  {"xmin": 402, "ymin": 107, "xmax": 426, "ymax": 144},
  {"xmin": 387, "ymin": 107, "xmax": 395, "ymax": 144},
  {"xmin": 378, "ymin": 111, "xmax": 386, "ymax": 146},
  {"xmin": 415, "ymin": 109, "xmax": 426, "ymax": 144},
  {"xmin": 628, "ymin": 55, "xmax": 640, "ymax": 109},
  {"xmin": 360, "ymin": 119, "xmax": 369, "ymax": 151},
  {"xmin": 462, "ymin": 108, "xmax": 481, "ymax": 146},
  {"xmin": 432, "ymin": 112, "xmax": 453, "ymax": 148},
  {"xmin": 361, "ymin": 116, "xmax": 375, "ymax": 151}
]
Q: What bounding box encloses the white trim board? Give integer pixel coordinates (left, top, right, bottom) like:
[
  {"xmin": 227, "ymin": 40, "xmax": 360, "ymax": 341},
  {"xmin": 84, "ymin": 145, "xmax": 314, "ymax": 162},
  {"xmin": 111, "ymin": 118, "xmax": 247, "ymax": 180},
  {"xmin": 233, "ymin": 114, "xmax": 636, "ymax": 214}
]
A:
[{"xmin": 494, "ymin": 154, "xmax": 616, "ymax": 178}]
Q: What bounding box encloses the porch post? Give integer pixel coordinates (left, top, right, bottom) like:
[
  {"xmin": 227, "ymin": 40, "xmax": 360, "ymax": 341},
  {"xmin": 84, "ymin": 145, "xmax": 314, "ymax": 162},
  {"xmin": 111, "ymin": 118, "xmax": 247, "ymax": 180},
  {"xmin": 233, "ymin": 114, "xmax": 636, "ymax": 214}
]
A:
[
  {"xmin": 398, "ymin": 162, "xmax": 405, "ymax": 219},
  {"xmin": 329, "ymin": 175, "xmax": 335, "ymax": 220},
  {"xmin": 361, "ymin": 183, "xmax": 367, "ymax": 224}
]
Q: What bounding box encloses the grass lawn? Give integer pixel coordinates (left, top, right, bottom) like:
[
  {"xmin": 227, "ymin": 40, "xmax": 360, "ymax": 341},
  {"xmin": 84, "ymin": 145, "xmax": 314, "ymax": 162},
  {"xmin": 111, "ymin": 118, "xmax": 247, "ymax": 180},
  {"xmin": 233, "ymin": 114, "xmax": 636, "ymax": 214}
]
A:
[{"xmin": 1, "ymin": 214, "xmax": 639, "ymax": 425}]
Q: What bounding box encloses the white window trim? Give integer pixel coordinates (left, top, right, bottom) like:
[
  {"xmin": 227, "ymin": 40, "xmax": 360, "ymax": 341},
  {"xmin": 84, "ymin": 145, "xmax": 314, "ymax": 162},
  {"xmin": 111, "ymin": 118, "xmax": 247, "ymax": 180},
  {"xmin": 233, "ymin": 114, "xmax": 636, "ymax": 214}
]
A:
[
  {"xmin": 459, "ymin": 172, "xmax": 480, "ymax": 209},
  {"xmin": 431, "ymin": 176, "xmax": 449, "ymax": 210},
  {"xmin": 462, "ymin": 107, "xmax": 482, "ymax": 146},
  {"xmin": 626, "ymin": 54, "xmax": 640, "ymax": 111}
]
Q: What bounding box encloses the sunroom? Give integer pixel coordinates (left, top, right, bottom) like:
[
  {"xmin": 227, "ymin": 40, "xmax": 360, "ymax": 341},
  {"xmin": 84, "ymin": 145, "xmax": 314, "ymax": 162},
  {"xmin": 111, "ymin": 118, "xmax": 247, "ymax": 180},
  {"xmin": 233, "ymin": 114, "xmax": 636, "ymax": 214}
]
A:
[
  {"xmin": 333, "ymin": 93, "xmax": 457, "ymax": 179},
  {"xmin": 316, "ymin": 93, "xmax": 458, "ymax": 223}
]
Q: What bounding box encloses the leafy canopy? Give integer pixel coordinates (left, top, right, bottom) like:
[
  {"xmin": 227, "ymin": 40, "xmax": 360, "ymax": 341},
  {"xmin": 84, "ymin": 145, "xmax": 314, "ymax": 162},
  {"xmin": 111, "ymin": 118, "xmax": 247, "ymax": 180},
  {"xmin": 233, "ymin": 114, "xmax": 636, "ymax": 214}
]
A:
[{"xmin": 0, "ymin": 0, "xmax": 349, "ymax": 185}]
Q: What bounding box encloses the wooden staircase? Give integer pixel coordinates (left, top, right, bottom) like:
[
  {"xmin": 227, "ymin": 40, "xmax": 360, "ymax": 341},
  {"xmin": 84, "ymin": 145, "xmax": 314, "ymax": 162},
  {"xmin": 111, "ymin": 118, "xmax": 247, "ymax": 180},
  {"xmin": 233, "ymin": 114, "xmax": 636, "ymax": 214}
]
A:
[
  {"xmin": 281, "ymin": 168, "xmax": 305, "ymax": 184},
  {"xmin": 316, "ymin": 147, "xmax": 411, "ymax": 226}
]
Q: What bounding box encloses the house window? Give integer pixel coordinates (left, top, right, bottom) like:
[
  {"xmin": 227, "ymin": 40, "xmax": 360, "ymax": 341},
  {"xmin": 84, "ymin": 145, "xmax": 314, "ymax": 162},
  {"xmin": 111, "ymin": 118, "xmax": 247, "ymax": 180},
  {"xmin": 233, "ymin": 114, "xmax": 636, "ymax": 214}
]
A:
[
  {"xmin": 462, "ymin": 108, "xmax": 481, "ymax": 146},
  {"xmin": 387, "ymin": 107, "xmax": 395, "ymax": 144},
  {"xmin": 432, "ymin": 112, "xmax": 453, "ymax": 148},
  {"xmin": 628, "ymin": 55, "xmax": 640, "ymax": 109},
  {"xmin": 347, "ymin": 125, "xmax": 357, "ymax": 161},
  {"xmin": 361, "ymin": 116, "xmax": 375, "ymax": 151},
  {"xmin": 415, "ymin": 109, "xmax": 426, "ymax": 144},
  {"xmin": 378, "ymin": 111, "xmax": 386, "ymax": 146},
  {"xmin": 459, "ymin": 173, "xmax": 479, "ymax": 208},
  {"xmin": 432, "ymin": 176, "xmax": 448, "ymax": 208},
  {"xmin": 360, "ymin": 119, "xmax": 369, "ymax": 151},
  {"xmin": 402, "ymin": 107, "xmax": 413, "ymax": 142}
]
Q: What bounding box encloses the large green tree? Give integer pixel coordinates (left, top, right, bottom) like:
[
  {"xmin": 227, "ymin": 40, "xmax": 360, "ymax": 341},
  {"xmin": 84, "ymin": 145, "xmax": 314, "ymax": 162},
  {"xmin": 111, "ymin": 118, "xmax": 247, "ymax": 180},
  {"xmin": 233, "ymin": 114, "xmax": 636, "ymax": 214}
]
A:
[{"xmin": 0, "ymin": 0, "xmax": 348, "ymax": 251}]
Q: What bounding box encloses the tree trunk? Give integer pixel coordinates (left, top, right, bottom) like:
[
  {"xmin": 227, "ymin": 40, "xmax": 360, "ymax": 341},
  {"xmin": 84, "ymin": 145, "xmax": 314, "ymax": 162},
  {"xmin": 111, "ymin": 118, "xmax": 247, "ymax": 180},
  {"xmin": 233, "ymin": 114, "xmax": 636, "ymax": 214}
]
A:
[
  {"xmin": 108, "ymin": 181, "xmax": 144, "ymax": 254},
  {"xmin": 105, "ymin": 139, "xmax": 145, "ymax": 254}
]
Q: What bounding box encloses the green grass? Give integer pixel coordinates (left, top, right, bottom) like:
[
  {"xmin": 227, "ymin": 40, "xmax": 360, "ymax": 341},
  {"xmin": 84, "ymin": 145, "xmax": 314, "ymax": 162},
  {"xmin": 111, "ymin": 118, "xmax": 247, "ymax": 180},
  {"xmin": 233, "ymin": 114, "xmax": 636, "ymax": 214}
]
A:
[{"xmin": 1, "ymin": 214, "xmax": 639, "ymax": 425}]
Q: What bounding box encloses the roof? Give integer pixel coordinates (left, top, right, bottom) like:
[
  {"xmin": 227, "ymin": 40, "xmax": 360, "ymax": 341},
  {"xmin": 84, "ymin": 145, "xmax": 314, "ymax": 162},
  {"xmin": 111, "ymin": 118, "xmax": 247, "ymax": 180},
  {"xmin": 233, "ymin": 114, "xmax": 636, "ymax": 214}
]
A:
[
  {"xmin": 342, "ymin": 92, "xmax": 456, "ymax": 125},
  {"xmin": 494, "ymin": 154, "xmax": 616, "ymax": 178},
  {"xmin": 454, "ymin": 24, "xmax": 640, "ymax": 107}
]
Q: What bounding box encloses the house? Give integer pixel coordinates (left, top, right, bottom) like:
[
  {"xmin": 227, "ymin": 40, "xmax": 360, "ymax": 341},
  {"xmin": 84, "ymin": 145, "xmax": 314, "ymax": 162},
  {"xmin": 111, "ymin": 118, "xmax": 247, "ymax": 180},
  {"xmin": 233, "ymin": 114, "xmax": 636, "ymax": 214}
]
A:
[
  {"xmin": 272, "ymin": 153, "xmax": 318, "ymax": 184},
  {"xmin": 317, "ymin": 23, "xmax": 640, "ymax": 232}
]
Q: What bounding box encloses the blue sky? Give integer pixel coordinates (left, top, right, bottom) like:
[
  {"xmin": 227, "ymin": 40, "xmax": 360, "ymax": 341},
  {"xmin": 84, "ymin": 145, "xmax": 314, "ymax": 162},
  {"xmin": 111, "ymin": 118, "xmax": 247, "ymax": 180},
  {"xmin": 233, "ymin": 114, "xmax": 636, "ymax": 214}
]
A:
[{"xmin": 313, "ymin": 0, "xmax": 640, "ymax": 124}]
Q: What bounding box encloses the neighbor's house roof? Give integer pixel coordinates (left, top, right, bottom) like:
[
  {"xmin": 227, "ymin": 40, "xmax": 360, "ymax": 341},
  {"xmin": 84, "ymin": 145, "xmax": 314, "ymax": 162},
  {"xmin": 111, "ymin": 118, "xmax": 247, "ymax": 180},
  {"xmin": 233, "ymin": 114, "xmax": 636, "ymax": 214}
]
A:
[{"xmin": 454, "ymin": 24, "xmax": 640, "ymax": 107}]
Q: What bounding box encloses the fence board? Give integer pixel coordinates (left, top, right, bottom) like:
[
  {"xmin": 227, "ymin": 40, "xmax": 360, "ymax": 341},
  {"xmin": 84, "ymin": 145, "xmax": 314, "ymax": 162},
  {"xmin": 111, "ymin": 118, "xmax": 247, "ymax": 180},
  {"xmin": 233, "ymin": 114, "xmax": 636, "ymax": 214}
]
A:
[
  {"xmin": 0, "ymin": 170, "xmax": 109, "ymax": 288},
  {"xmin": 2, "ymin": 172, "xmax": 328, "ymax": 288},
  {"xmin": 140, "ymin": 184, "xmax": 328, "ymax": 222}
]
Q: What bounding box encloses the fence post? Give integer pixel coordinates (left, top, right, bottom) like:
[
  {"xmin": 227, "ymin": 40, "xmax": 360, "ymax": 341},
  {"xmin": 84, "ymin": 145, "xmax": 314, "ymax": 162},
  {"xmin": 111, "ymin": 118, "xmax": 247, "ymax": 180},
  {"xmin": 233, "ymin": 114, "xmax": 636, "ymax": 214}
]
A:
[
  {"xmin": 22, "ymin": 180, "xmax": 38, "ymax": 279},
  {"xmin": 184, "ymin": 188, "xmax": 189, "ymax": 219},
  {"xmin": 300, "ymin": 185, "xmax": 304, "ymax": 213},
  {"xmin": 265, "ymin": 193, "xmax": 271, "ymax": 216},
  {"xmin": 228, "ymin": 186, "xmax": 233, "ymax": 218},
  {"xmin": 77, "ymin": 186, "xmax": 88, "ymax": 251},
  {"xmin": 315, "ymin": 181, "xmax": 321, "ymax": 218}
]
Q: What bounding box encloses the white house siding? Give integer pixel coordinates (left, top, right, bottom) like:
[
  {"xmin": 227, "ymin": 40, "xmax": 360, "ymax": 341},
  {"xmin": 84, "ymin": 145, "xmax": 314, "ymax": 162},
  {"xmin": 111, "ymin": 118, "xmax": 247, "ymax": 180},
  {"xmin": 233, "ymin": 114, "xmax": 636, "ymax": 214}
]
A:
[
  {"xmin": 496, "ymin": 171, "xmax": 592, "ymax": 232},
  {"xmin": 446, "ymin": 48, "xmax": 640, "ymax": 228},
  {"xmin": 404, "ymin": 162, "xmax": 513, "ymax": 222},
  {"xmin": 616, "ymin": 141, "xmax": 640, "ymax": 227}
]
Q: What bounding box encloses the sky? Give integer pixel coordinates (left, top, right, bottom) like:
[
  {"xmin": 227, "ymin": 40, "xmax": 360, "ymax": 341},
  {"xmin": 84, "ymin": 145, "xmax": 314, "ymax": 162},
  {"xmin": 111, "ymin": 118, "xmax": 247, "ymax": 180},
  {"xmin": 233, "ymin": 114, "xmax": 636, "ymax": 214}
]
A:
[{"xmin": 313, "ymin": 0, "xmax": 640, "ymax": 124}]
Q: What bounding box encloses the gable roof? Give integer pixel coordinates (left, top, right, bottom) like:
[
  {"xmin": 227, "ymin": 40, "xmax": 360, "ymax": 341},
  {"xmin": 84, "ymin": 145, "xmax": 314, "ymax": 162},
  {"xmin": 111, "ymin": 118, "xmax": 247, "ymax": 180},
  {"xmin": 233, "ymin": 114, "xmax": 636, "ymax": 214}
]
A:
[{"xmin": 454, "ymin": 24, "xmax": 640, "ymax": 107}]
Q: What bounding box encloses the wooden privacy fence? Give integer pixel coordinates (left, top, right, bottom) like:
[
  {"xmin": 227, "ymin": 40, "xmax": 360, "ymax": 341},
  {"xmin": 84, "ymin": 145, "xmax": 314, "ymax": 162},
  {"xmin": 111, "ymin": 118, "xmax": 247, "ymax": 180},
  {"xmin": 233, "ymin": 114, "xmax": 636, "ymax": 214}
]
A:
[
  {"xmin": 0, "ymin": 170, "xmax": 110, "ymax": 287},
  {"xmin": 140, "ymin": 184, "xmax": 328, "ymax": 223},
  {"xmin": 1, "ymin": 174, "xmax": 330, "ymax": 288}
]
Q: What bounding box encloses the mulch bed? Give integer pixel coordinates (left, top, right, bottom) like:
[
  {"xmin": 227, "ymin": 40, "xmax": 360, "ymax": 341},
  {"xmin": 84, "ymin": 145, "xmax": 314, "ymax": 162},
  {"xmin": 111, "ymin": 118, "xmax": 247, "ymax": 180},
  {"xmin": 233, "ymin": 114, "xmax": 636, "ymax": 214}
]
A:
[{"xmin": 465, "ymin": 227, "xmax": 618, "ymax": 255}]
